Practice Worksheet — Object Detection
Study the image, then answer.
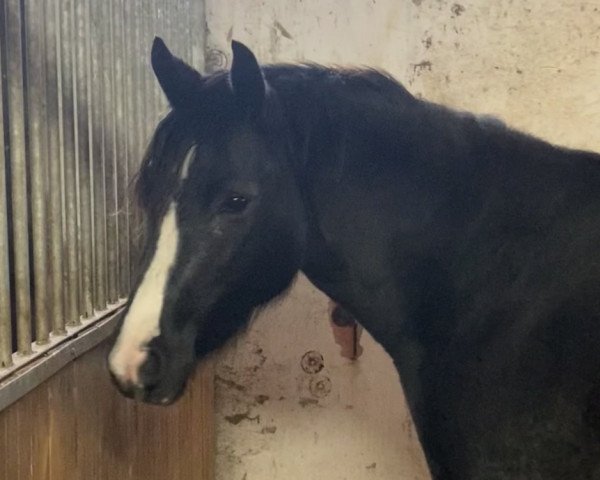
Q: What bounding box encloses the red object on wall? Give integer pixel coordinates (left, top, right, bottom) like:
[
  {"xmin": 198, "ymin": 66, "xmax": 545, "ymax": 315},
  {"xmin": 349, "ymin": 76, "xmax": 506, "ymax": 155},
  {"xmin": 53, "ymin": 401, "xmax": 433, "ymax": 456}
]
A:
[{"xmin": 329, "ymin": 301, "xmax": 363, "ymax": 360}]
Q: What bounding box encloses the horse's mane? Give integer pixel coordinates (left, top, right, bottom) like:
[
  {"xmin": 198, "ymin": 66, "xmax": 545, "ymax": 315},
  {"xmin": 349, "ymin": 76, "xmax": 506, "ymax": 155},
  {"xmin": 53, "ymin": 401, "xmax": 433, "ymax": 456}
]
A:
[
  {"xmin": 262, "ymin": 62, "xmax": 415, "ymax": 100},
  {"xmin": 134, "ymin": 63, "xmax": 418, "ymax": 202},
  {"xmin": 136, "ymin": 61, "xmax": 600, "ymax": 215}
]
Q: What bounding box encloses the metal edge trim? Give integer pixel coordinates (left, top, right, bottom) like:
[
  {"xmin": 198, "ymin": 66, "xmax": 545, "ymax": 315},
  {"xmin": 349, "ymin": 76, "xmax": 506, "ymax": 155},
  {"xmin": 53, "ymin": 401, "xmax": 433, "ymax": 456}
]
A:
[{"xmin": 0, "ymin": 301, "xmax": 126, "ymax": 412}]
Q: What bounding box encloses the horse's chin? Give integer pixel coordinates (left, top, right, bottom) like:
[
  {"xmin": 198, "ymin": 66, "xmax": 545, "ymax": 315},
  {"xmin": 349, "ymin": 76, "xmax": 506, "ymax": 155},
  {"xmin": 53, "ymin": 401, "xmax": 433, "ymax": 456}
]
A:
[{"xmin": 145, "ymin": 382, "xmax": 187, "ymax": 406}]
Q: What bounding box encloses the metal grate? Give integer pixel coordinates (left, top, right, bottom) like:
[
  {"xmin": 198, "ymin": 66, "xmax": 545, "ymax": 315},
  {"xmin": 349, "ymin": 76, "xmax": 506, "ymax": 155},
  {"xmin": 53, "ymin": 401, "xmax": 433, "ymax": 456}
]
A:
[{"xmin": 0, "ymin": 0, "xmax": 202, "ymax": 384}]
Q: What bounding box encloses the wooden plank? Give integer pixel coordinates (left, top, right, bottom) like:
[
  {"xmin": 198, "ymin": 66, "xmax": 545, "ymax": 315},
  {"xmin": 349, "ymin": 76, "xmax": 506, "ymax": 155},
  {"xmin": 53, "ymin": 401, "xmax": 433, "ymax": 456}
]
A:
[
  {"xmin": 130, "ymin": 352, "xmax": 215, "ymax": 480},
  {"xmin": 47, "ymin": 363, "xmax": 79, "ymax": 480},
  {"xmin": 4, "ymin": 391, "xmax": 23, "ymax": 479},
  {"xmin": 0, "ymin": 412, "xmax": 7, "ymax": 480},
  {"xmin": 73, "ymin": 341, "xmax": 134, "ymax": 480},
  {"xmin": 0, "ymin": 339, "xmax": 214, "ymax": 479},
  {"xmin": 8, "ymin": 389, "xmax": 28, "ymax": 480},
  {"xmin": 0, "ymin": 398, "xmax": 18, "ymax": 480},
  {"xmin": 25, "ymin": 382, "xmax": 50, "ymax": 480},
  {"xmin": 189, "ymin": 360, "xmax": 215, "ymax": 480}
]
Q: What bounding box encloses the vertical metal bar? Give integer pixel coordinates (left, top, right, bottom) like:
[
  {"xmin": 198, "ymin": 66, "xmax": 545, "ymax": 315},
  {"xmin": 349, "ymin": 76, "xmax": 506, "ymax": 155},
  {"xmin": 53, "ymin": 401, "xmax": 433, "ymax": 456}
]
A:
[
  {"xmin": 74, "ymin": 0, "xmax": 93, "ymax": 318},
  {"xmin": 190, "ymin": 0, "xmax": 206, "ymax": 73},
  {"xmin": 0, "ymin": 22, "xmax": 13, "ymax": 367},
  {"xmin": 182, "ymin": 0, "xmax": 193, "ymax": 64},
  {"xmin": 161, "ymin": 0, "xmax": 169, "ymax": 103},
  {"xmin": 45, "ymin": 0, "xmax": 66, "ymax": 335},
  {"xmin": 102, "ymin": 0, "xmax": 118, "ymax": 305},
  {"xmin": 24, "ymin": 0, "xmax": 50, "ymax": 344},
  {"xmin": 5, "ymin": 0, "xmax": 32, "ymax": 355},
  {"xmin": 142, "ymin": 0, "xmax": 153, "ymax": 140},
  {"xmin": 162, "ymin": 0, "xmax": 171, "ymax": 49},
  {"xmin": 60, "ymin": 0, "xmax": 81, "ymax": 327},
  {"xmin": 158, "ymin": 0, "xmax": 169, "ymax": 110},
  {"xmin": 170, "ymin": 0, "xmax": 178, "ymax": 54},
  {"xmin": 154, "ymin": 0, "xmax": 167, "ymax": 122},
  {"xmin": 151, "ymin": 0, "xmax": 160, "ymax": 123},
  {"xmin": 131, "ymin": 0, "xmax": 147, "ymax": 276},
  {"xmin": 123, "ymin": 0, "xmax": 139, "ymax": 289},
  {"xmin": 113, "ymin": 0, "xmax": 130, "ymax": 299},
  {"xmin": 176, "ymin": 0, "xmax": 188, "ymax": 76},
  {"xmin": 90, "ymin": 0, "xmax": 107, "ymax": 311},
  {"xmin": 167, "ymin": 0, "xmax": 175, "ymax": 51}
]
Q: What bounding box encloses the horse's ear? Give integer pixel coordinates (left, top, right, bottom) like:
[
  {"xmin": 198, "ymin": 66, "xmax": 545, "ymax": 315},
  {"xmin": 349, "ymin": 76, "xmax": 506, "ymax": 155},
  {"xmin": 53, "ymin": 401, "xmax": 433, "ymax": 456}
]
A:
[
  {"xmin": 230, "ymin": 40, "xmax": 265, "ymax": 117},
  {"xmin": 151, "ymin": 37, "xmax": 202, "ymax": 110}
]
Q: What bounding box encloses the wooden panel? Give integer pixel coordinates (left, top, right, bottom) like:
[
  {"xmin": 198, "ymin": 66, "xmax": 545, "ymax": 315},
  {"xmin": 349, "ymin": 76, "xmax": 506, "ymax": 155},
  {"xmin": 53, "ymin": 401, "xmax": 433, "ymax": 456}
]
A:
[
  {"xmin": 25, "ymin": 380, "xmax": 50, "ymax": 480},
  {"xmin": 47, "ymin": 361, "xmax": 78, "ymax": 480},
  {"xmin": 0, "ymin": 340, "xmax": 214, "ymax": 479}
]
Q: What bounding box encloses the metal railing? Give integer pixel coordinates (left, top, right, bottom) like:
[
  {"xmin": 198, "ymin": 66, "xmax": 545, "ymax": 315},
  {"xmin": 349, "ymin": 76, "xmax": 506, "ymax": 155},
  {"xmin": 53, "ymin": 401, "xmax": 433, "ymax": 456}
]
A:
[{"xmin": 0, "ymin": 0, "xmax": 203, "ymax": 402}]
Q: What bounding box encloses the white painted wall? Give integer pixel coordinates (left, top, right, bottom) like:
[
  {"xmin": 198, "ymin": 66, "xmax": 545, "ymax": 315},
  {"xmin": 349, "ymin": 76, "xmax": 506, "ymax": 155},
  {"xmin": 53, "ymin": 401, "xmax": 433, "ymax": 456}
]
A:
[{"xmin": 203, "ymin": 1, "xmax": 600, "ymax": 479}]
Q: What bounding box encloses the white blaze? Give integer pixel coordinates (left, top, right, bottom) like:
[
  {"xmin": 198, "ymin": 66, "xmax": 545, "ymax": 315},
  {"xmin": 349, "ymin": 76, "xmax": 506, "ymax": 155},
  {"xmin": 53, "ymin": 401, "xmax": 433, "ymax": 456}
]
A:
[
  {"xmin": 179, "ymin": 144, "xmax": 196, "ymax": 180},
  {"xmin": 109, "ymin": 202, "xmax": 180, "ymax": 386}
]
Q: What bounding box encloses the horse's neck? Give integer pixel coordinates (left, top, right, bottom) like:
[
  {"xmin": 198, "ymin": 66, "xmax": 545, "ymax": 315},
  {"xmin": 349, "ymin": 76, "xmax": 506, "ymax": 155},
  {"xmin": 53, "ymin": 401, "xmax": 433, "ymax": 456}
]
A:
[
  {"xmin": 278, "ymin": 72, "xmax": 600, "ymax": 346},
  {"xmin": 284, "ymin": 100, "xmax": 420, "ymax": 341}
]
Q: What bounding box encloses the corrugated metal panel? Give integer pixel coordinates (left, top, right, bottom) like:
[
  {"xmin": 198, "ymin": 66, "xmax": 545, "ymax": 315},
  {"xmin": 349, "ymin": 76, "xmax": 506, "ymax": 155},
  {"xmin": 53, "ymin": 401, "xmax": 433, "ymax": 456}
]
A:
[{"xmin": 0, "ymin": 0, "xmax": 205, "ymax": 390}]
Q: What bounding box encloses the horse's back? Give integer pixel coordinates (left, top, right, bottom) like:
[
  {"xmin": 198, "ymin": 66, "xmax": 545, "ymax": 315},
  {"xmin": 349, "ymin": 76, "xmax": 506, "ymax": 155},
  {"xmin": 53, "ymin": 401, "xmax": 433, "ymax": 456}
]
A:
[
  {"xmin": 393, "ymin": 110, "xmax": 600, "ymax": 479},
  {"xmin": 414, "ymin": 291, "xmax": 600, "ymax": 479},
  {"xmin": 282, "ymin": 66, "xmax": 600, "ymax": 478},
  {"xmin": 422, "ymin": 218, "xmax": 600, "ymax": 478}
]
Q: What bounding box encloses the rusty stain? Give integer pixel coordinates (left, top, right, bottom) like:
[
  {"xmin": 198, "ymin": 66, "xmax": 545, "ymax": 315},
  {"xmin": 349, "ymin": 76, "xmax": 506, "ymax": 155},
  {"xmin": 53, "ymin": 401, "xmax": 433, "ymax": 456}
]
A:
[
  {"xmin": 224, "ymin": 411, "xmax": 261, "ymax": 425},
  {"xmin": 331, "ymin": 305, "xmax": 355, "ymax": 327},
  {"xmin": 366, "ymin": 462, "xmax": 377, "ymax": 469},
  {"xmin": 299, "ymin": 397, "xmax": 319, "ymax": 407},
  {"xmin": 412, "ymin": 60, "xmax": 433, "ymax": 74},
  {"xmin": 254, "ymin": 346, "xmax": 267, "ymax": 365},
  {"xmin": 261, "ymin": 426, "xmax": 277, "ymax": 434},
  {"xmin": 273, "ymin": 20, "xmax": 293, "ymax": 39},
  {"xmin": 301, "ymin": 350, "xmax": 324, "ymax": 374},
  {"xmin": 451, "ymin": 3, "xmax": 465, "ymax": 16},
  {"xmin": 345, "ymin": 404, "xmax": 354, "ymax": 410},
  {"xmin": 330, "ymin": 302, "xmax": 364, "ymax": 359},
  {"xmin": 216, "ymin": 375, "xmax": 247, "ymax": 392},
  {"xmin": 255, "ymin": 394, "xmax": 270, "ymax": 405},
  {"xmin": 402, "ymin": 415, "xmax": 415, "ymax": 440},
  {"xmin": 251, "ymin": 346, "xmax": 267, "ymax": 372},
  {"xmin": 309, "ymin": 376, "xmax": 332, "ymax": 398}
]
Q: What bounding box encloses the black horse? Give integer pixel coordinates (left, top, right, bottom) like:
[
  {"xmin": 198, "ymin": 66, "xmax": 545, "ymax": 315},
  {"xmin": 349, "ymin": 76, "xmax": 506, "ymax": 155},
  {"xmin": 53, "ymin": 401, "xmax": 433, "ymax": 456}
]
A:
[{"xmin": 108, "ymin": 37, "xmax": 600, "ymax": 479}]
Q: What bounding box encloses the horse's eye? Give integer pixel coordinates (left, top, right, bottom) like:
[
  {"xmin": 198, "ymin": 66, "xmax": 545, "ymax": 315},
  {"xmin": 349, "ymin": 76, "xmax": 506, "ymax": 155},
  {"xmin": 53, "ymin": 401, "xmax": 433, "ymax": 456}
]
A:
[{"xmin": 221, "ymin": 194, "xmax": 249, "ymax": 214}]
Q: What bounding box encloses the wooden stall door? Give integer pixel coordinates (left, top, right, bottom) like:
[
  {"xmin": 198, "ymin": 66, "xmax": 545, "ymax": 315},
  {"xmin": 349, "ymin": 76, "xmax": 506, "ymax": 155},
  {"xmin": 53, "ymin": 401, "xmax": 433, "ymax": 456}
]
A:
[{"xmin": 0, "ymin": 340, "xmax": 214, "ymax": 480}]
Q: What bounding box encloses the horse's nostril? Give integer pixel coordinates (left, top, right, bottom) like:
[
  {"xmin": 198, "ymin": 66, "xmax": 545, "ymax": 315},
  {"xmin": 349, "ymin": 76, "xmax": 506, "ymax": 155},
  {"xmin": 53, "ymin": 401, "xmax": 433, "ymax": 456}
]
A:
[
  {"xmin": 109, "ymin": 371, "xmax": 137, "ymax": 400},
  {"xmin": 138, "ymin": 348, "xmax": 163, "ymax": 387}
]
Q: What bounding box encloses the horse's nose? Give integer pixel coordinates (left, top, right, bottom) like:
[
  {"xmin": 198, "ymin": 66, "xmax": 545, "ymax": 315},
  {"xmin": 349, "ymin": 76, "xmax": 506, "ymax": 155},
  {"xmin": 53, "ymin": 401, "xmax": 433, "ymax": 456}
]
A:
[
  {"xmin": 108, "ymin": 342, "xmax": 166, "ymax": 398},
  {"xmin": 108, "ymin": 338, "xmax": 189, "ymax": 405},
  {"xmin": 137, "ymin": 347, "xmax": 164, "ymax": 389},
  {"xmin": 108, "ymin": 367, "xmax": 140, "ymax": 399},
  {"xmin": 108, "ymin": 347, "xmax": 165, "ymax": 401}
]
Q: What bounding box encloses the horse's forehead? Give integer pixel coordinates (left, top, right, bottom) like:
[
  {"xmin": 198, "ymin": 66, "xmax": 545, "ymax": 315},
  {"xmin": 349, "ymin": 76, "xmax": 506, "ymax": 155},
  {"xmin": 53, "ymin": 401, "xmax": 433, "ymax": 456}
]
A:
[
  {"xmin": 179, "ymin": 144, "xmax": 197, "ymax": 181},
  {"xmin": 108, "ymin": 202, "xmax": 180, "ymax": 386}
]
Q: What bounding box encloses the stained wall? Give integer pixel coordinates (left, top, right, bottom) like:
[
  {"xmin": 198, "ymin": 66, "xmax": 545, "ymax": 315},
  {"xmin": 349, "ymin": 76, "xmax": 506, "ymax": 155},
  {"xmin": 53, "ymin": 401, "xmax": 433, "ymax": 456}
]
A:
[{"xmin": 202, "ymin": 2, "xmax": 600, "ymax": 478}]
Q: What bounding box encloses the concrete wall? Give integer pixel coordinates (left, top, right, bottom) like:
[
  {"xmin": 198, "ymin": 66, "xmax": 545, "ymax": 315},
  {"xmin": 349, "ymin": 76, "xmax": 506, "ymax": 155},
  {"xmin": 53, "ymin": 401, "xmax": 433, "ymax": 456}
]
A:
[{"xmin": 203, "ymin": 1, "xmax": 600, "ymax": 479}]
